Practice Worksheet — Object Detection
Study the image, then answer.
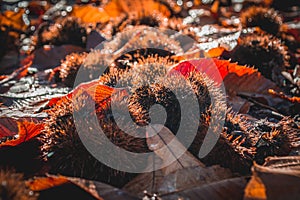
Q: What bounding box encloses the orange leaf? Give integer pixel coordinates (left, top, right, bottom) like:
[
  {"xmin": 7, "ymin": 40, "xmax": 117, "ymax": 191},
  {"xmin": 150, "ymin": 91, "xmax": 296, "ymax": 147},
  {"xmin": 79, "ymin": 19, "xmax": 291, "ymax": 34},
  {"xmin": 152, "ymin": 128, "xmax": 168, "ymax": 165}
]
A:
[
  {"xmin": 0, "ymin": 61, "xmax": 31, "ymax": 85},
  {"xmin": 116, "ymin": 0, "xmax": 171, "ymax": 17},
  {"xmin": 47, "ymin": 80, "xmax": 123, "ymax": 111},
  {"xmin": 27, "ymin": 176, "xmax": 68, "ymax": 191},
  {"xmin": 269, "ymin": 89, "xmax": 300, "ymax": 103},
  {"xmin": 70, "ymin": 4, "xmax": 112, "ymax": 24},
  {"xmin": 0, "ymin": 9, "xmax": 28, "ymax": 34},
  {"xmin": 244, "ymin": 157, "xmax": 300, "ymax": 200},
  {"xmin": 70, "ymin": 0, "xmax": 171, "ymax": 24},
  {"xmin": 169, "ymin": 58, "xmax": 256, "ymax": 85},
  {"xmin": 0, "ymin": 120, "xmax": 44, "ymax": 147},
  {"xmin": 204, "ymin": 47, "xmax": 225, "ymax": 58}
]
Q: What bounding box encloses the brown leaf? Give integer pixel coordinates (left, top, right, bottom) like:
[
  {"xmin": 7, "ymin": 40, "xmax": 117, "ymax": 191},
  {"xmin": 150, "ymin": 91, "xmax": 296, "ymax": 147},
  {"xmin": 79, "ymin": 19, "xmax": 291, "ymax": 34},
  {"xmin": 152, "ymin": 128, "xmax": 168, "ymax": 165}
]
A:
[
  {"xmin": 146, "ymin": 125, "xmax": 203, "ymax": 171},
  {"xmin": 0, "ymin": 61, "xmax": 31, "ymax": 92},
  {"xmin": 162, "ymin": 177, "xmax": 248, "ymax": 200},
  {"xmin": 124, "ymin": 125, "xmax": 233, "ymax": 197},
  {"xmin": 244, "ymin": 156, "xmax": 300, "ymax": 200},
  {"xmin": 224, "ymin": 70, "xmax": 294, "ymax": 115}
]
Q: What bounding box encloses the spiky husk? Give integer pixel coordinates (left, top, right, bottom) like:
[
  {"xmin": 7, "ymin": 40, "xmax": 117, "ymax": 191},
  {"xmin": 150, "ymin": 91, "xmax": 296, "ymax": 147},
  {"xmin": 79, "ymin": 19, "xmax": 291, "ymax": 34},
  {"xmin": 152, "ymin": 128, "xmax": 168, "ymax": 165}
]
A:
[
  {"xmin": 107, "ymin": 11, "xmax": 191, "ymax": 34},
  {"xmin": 107, "ymin": 12, "xmax": 163, "ymax": 35},
  {"xmin": 0, "ymin": 169, "xmax": 38, "ymax": 200},
  {"xmin": 240, "ymin": 6, "xmax": 282, "ymax": 35},
  {"xmin": 99, "ymin": 54, "xmax": 176, "ymax": 86},
  {"xmin": 40, "ymin": 91, "xmax": 149, "ymax": 187},
  {"xmin": 35, "ymin": 17, "xmax": 87, "ymax": 48},
  {"xmin": 51, "ymin": 52, "xmax": 88, "ymax": 87},
  {"xmin": 73, "ymin": 27, "xmax": 183, "ymax": 85},
  {"xmin": 203, "ymin": 111, "xmax": 300, "ymax": 174},
  {"xmin": 98, "ymin": 26, "xmax": 183, "ymax": 60},
  {"xmin": 228, "ymin": 33, "xmax": 289, "ymax": 82},
  {"xmin": 41, "ymin": 56, "xmax": 227, "ymax": 185},
  {"xmin": 105, "ymin": 57, "xmax": 227, "ymax": 156}
]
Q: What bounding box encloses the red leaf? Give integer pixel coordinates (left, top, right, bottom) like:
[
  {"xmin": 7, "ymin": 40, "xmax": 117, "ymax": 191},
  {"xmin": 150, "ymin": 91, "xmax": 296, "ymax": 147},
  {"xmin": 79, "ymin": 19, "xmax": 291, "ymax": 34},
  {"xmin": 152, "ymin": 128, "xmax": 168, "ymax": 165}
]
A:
[
  {"xmin": 47, "ymin": 80, "xmax": 126, "ymax": 111},
  {"xmin": 0, "ymin": 119, "xmax": 44, "ymax": 147},
  {"xmin": 169, "ymin": 58, "xmax": 257, "ymax": 85}
]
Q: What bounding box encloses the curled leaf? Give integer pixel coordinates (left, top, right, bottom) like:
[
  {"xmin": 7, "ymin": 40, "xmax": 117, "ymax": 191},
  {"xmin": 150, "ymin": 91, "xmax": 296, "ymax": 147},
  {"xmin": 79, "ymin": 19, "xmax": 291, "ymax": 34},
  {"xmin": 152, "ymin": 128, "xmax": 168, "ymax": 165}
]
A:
[
  {"xmin": 0, "ymin": 120, "xmax": 44, "ymax": 147},
  {"xmin": 244, "ymin": 156, "xmax": 300, "ymax": 200},
  {"xmin": 27, "ymin": 175, "xmax": 139, "ymax": 200}
]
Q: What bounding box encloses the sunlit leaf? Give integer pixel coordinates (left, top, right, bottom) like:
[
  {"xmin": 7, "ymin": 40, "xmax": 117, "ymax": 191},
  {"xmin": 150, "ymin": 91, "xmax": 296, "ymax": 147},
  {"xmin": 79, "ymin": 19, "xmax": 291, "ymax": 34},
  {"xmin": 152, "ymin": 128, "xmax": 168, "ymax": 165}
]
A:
[
  {"xmin": 0, "ymin": 120, "xmax": 44, "ymax": 147},
  {"xmin": 70, "ymin": 4, "xmax": 111, "ymax": 24},
  {"xmin": 0, "ymin": 9, "xmax": 28, "ymax": 34}
]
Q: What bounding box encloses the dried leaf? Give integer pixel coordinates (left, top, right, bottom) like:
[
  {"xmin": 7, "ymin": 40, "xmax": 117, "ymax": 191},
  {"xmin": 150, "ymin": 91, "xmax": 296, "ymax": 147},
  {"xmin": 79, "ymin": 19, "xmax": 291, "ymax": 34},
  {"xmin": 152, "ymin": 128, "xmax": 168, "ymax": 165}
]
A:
[
  {"xmin": 47, "ymin": 80, "xmax": 118, "ymax": 110},
  {"xmin": 0, "ymin": 61, "xmax": 31, "ymax": 91},
  {"xmin": 170, "ymin": 58, "xmax": 294, "ymax": 114},
  {"xmin": 146, "ymin": 125, "xmax": 204, "ymax": 171},
  {"xmin": 244, "ymin": 156, "xmax": 300, "ymax": 200},
  {"xmin": 0, "ymin": 9, "xmax": 28, "ymax": 34},
  {"xmin": 193, "ymin": 25, "xmax": 241, "ymax": 52},
  {"xmin": 70, "ymin": 0, "xmax": 171, "ymax": 24},
  {"xmin": 70, "ymin": 5, "xmax": 112, "ymax": 24},
  {"xmin": 124, "ymin": 125, "xmax": 233, "ymax": 197},
  {"xmin": 224, "ymin": 68, "xmax": 293, "ymax": 114},
  {"xmin": 0, "ymin": 63, "xmax": 70, "ymax": 113},
  {"xmin": 204, "ymin": 47, "xmax": 225, "ymax": 58},
  {"xmin": 0, "ymin": 119, "xmax": 44, "ymax": 147},
  {"xmin": 27, "ymin": 176, "xmax": 69, "ymax": 191},
  {"xmin": 116, "ymin": 0, "xmax": 171, "ymax": 17},
  {"xmin": 27, "ymin": 175, "xmax": 139, "ymax": 200},
  {"xmin": 162, "ymin": 177, "xmax": 248, "ymax": 200}
]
